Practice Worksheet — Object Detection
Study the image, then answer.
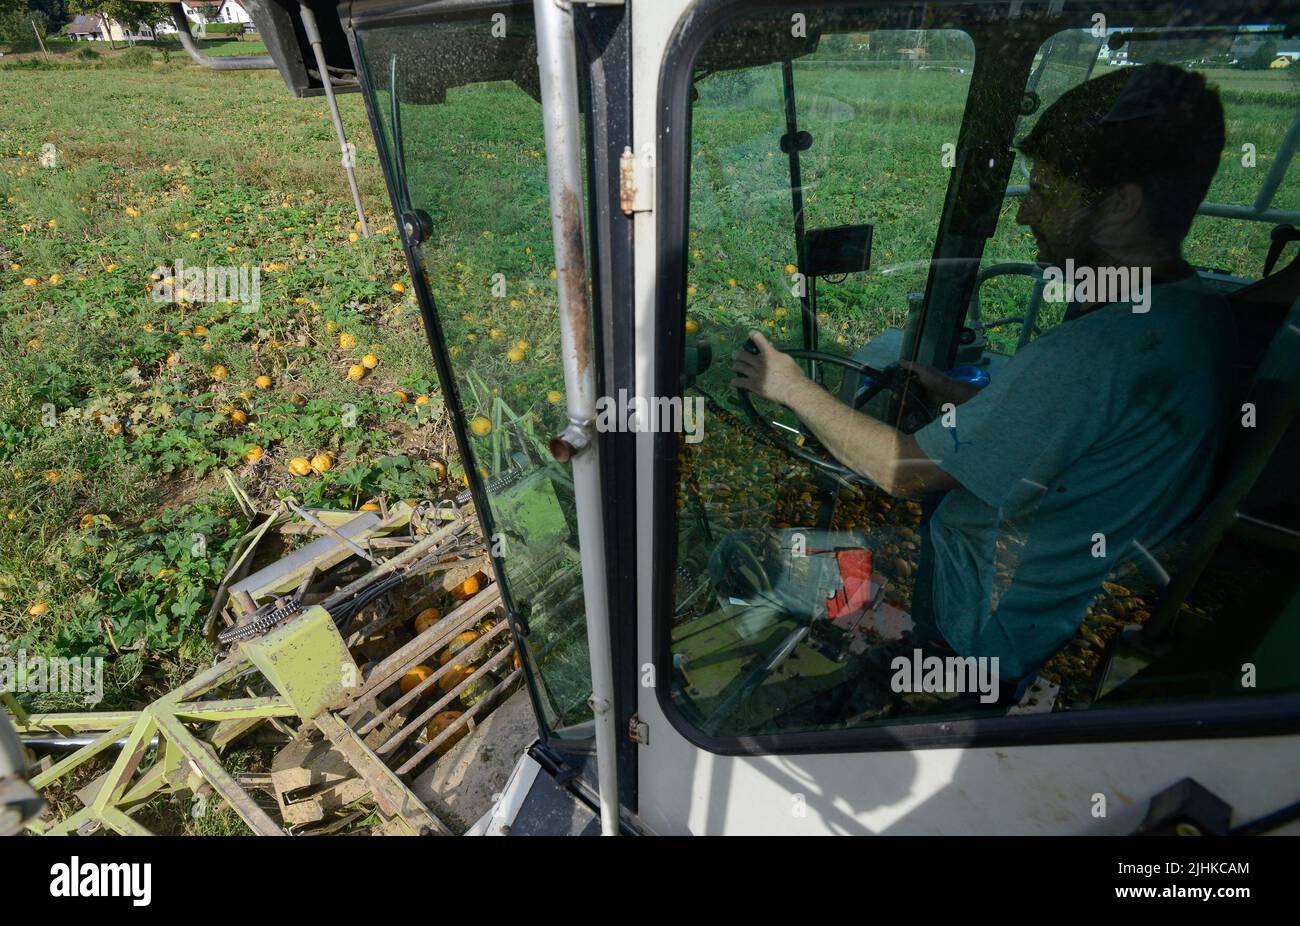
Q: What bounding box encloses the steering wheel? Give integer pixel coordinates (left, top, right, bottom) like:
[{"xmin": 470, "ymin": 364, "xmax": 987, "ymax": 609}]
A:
[{"xmin": 736, "ymin": 340, "xmax": 936, "ymax": 483}]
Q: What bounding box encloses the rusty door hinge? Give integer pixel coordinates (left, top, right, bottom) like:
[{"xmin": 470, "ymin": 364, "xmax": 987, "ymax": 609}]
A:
[
  {"xmin": 619, "ymin": 146, "xmax": 653, "ymax": 215},
  {"xmin": 628, "ymin": 714, "xmax": 649, "ymax": 745}
]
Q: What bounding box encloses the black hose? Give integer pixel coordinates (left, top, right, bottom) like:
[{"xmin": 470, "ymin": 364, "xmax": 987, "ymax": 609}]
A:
[{"xmin": 1230, "ymin": 798, "xmax": 1300, "ymax": 836}]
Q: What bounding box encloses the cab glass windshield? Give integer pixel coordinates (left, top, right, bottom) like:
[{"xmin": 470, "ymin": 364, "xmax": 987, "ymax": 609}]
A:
[
  {"xmin": 665, "ymin": 3, "xmax": 1300, "ymax": 740},
  {"xmin": 355, "ymin": 13, "xmax": 594, "ymax": 738}
]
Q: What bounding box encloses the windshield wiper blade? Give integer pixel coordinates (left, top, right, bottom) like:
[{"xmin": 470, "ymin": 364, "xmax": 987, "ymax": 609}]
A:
[{"xmin": 390, "ymin": 53, "xmax": 410, "ymax": 213}]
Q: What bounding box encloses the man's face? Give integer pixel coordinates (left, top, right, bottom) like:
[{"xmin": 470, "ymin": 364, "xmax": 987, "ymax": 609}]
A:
[{"xmin": 1016, "ymin": 160, "xmax": 1094, "ymax": 267}]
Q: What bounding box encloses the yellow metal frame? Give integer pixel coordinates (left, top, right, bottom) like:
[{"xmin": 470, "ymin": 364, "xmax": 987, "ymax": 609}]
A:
[{"xmin": 15, "ymin": 653, "xmax": 296, "ymax": 836}]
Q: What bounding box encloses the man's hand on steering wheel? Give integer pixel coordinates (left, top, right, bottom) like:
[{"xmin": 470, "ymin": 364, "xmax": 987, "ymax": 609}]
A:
[
  {"xmin": 727, "ymin": 330, "xmax": 940, "ymax": 486},
  {"xmin": 730, "ymin": 330, "xmax": 807, "ymax": 407},
  {"xmin": 896, "ymin": 360, "xmax": 982, "ymax": 408}
]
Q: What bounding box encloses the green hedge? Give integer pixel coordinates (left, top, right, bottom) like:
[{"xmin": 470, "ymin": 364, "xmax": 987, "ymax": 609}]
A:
[{"xmin": 202, "ymin": 22, "xmax": 243, "ymax": 37}]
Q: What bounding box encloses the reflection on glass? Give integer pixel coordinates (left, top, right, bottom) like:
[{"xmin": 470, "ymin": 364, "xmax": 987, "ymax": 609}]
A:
[
  {"xmin": 670, "ymin": 8, "xmax": 1300, "ymax": 740},
  {"xmin": 357, "ymin": 17, "xmax": 593, "ymax": 735}
]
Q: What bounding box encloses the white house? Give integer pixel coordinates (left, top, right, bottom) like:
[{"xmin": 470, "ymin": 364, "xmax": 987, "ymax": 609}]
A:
[
  {"xmin": 177, "ymin": 1, "xmax": 253, "ymax": 34},
  {"xmin": 216, "ymin": 0, "xmax": 255, "ymax": 28},
  {"xmin": 65, "ymin": 14, "xmax": 105, "ymax": 40},
  {"xmin": 104, "ymin": 19, "xmax": 159, "ymax": 43},
  {"xmin": 65, "ymin": 13, "xmax": 163, "ymax": 44},
  {"xmin": 180, "ymin": 2, "xmax": 221, "ymax": 26}
]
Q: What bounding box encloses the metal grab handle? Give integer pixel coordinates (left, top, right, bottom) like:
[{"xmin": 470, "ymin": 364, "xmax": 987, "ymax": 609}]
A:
[
  {"xmin": 533, "ymin": 0, "xmax": 619, "ymax": 838},
  {"xmin": 169, "ymin": 5, "xmax": 275, "ymax": 70},
  {"xmin": 968, "ymin": 261, "xmax": 1047, "ymax": 351}
]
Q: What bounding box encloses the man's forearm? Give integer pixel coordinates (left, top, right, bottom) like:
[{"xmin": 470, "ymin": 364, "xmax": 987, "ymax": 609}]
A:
[{"xmin": 784, "ymin": 378, "xmax": 956, "ymax": 497}]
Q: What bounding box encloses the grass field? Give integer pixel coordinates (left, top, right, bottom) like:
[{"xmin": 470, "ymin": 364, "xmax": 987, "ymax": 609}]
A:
[
  {"xmin": 2, "ymin": 34, "xmax": 1298, "ymax": 719},
  {"xmin": 671, "ymin": 50, "xmax": 1299, "ymax": 576},
  {"xmin": 0, "ymin": 45, "xmax": 447, "ymax": 708},
  {"xmin": 683, "ymin": 55, "xmax": 1300, "ymax": 359}
]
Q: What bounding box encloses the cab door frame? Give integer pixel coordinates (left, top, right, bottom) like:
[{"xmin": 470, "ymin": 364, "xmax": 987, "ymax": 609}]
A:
[
  {"xmin": 340, "ymin": 0, "xmax": 640, "ymax": 816},
  {"xmin": 633, "ymin": 0, "xmax": 1300, "ymax": 835}
]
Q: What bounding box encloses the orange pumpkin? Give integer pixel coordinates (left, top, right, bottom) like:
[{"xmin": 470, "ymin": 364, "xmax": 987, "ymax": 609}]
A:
[
  {"xmin": 451, "ymin": 572, "xmax": 484, "ymax": 600},
  {"xmin": 399, "ymin": 664, "xmax": 434, "ymax": 695},
  {"xmin": 426, "ymin": 710, "xmax": 467, "ymax": 756},
  {"xmin": 413, "ymin": 607, "xmax": 443, "ymax": 635},
  {"xmin": 437, "ymin": 663, "xmax": 475, "ymax": 695}
]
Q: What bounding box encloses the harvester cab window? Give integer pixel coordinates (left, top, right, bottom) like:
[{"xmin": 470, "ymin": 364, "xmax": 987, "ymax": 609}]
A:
[
  {"xmin": 665, "ymin": 4, "xmax": 1300, "ymax": 743},
  {"xmin": 354, "ymin": 16, "xmax": 595, "ymax": 740}
]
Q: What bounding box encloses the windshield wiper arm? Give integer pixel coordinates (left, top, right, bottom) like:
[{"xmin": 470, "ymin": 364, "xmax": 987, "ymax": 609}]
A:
[{"xmin": 390, "ymin": 54, "xmax": 411, "ymax": 213}]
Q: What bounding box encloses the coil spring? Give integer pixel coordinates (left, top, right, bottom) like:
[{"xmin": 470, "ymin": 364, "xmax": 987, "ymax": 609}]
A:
[
  {"xmin": 218, "ymin": 602, "xmax": 304, "ymax": 645},
  {"xmin": 486, "ymin": 467, "xmax": 526, "ymax": 494}
]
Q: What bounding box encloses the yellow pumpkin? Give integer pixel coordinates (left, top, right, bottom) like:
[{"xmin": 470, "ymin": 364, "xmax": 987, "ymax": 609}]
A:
[
  {"xmin": 413, "ymin": 607, "xmax": 442, "ymax": 634},
  {"xmin": 399, "ymin": 664, "xmax": 434, "ymax": 695},
  {"xmin": 426, "ymin": 710, "xmax": 467, "ymax": 756}
]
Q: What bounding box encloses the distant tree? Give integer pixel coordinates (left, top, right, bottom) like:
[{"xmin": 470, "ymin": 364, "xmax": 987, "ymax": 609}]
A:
[
  {"xmin": 1286, "ymin": 56, "xmax": 1300, "ymax": 87},
  {"xmin": 869, "ymin": 30, "xmax": 921, "ymax": 61},
  {"xmin": 0, "ymin": 0, "xmax": 51, "ymax": 48},
  {"xmin": 1258, "ymin": 39, "xmax": 1280, "ymax": 69},
  {"xmin": 67, "ymin": 0, "xmax": 171, "ymax": 35},
  {"xmin": 31, "ymin": 0, "xmax": 66, "ymax": 23},
  {"xmin": 1239, "ymin": 38, "xmax": 1279, "ymax": 71}
]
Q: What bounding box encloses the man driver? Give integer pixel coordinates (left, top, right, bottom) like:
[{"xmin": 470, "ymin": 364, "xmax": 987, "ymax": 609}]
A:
[{"xmin": 730, "ymin": 64, "xmax": 1236, "ymax": 703}]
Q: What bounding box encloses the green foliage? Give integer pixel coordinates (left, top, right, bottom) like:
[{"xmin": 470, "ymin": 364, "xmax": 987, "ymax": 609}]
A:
[
  {"xmin": 110, "ymin": 44, "xmax": 150, "ymax": 67},
  {"xmin": 1, "ymin": 56, "xmax": 56, "ymax": 69},
  {"xmin": 0, "ymin": 63, "xmax": 455, "ymax": 665},
  {"xmin": 66, "ymin": 0, "xmax": 170, "ymax": 33},
  {"xmin": 202, "ymin": 22, "xmax": 242, "ymax": 37},
  {"xmin": 1239, "ymin": 39, "xmax": 1279, "ymax": 71},
  {"xmin": 0, "ymin": 7, "xmax": 49, "ymax": 48},
  {"xmin": 70, "ymin": 504, "xmax": 249, "ymax": 652}
]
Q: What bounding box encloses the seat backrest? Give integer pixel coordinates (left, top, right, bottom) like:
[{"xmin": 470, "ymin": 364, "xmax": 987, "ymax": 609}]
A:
[
  {"xmin": 1115, "ymin": 258, "xmax": 1300, "ymax": 593},
  {"xmin": 1137, "ymin": 289, "xmax": 1300, "ymax": 643},
  {"xmin": 1226, "ymin": 244, "xmax": 1300, "ymax": 394}
]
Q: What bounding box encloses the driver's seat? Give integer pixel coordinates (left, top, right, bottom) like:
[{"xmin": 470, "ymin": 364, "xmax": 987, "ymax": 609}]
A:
[{"xmin": 1097, "ymin": 257, "xmax": 1300, "ymax": 692}]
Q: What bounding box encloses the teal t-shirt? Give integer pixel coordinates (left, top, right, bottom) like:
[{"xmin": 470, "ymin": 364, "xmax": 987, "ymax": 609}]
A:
[{"xmin": 913, "ymin": 274, "xmax": 1236, "ymax": 680}]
